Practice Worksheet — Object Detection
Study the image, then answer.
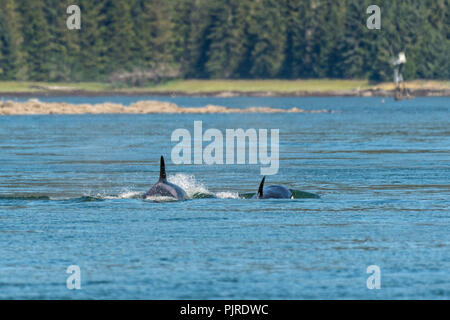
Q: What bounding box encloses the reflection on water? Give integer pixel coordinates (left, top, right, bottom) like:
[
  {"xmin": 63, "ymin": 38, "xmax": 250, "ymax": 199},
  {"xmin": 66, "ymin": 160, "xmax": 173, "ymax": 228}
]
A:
[{"xmin": 0, "ymin": 96, "xmax": 449, "ymax": 299}]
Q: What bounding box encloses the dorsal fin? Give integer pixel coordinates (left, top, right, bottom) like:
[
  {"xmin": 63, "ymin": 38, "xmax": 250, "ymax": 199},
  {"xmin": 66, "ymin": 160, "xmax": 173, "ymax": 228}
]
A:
[
  {"xmin": 159, "ymin": 156, "xmax": 167, "ymax": 181},
  {"xmin": 257, "ymin": 176, "xmax": 265, "ymax": 198}
]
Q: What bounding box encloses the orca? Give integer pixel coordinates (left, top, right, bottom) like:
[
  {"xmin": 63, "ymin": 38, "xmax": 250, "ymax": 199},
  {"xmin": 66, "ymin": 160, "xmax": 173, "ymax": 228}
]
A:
[
  {"xmin": 253, "ymin": 176, "xmax": 293, "ymax": 199},
  {"xmin": 143, "ymin": 156, "xmax": 187, "ymax": 200}
]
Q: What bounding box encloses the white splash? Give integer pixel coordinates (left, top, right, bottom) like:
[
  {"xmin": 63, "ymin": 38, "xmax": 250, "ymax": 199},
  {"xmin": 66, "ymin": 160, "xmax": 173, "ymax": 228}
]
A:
[
  {"xmin": 142, "ymin": 195, "xmax": 178, "ymax": 202},
  {"xmin": 167, "ymin": 174, "xmax": 241, "ymax": 199},
  {"xmin": 167, "ymin": 174, "xmax": 212, "ymax": 198},
  {"xmin": 104, "ymin": 190, "xmax": 142, "ymax": 200},
  {"xmin": 81, "ymin": 175, "xmax": 242, "ymax": 201},
  {"xmin": 215, "ymin": 191, "xmax": 240, "ymax": 199}
]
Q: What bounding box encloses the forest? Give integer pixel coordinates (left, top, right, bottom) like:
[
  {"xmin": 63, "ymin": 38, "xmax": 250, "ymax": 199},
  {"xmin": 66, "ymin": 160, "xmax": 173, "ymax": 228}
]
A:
[{"xmin": 0, "ymin": 0, "xmax": 448, "ymax": 82}]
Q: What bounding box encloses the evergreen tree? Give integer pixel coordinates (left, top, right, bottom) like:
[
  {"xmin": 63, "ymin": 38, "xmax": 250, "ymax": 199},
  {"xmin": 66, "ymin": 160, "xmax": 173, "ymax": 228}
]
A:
[
  {"xmin": 0, "ymin": 31, "xmax": 3, "ymax": 77},
  {"xmin": 334, "ymin": 0, "xmax": 369, "ymax": 79},
  {"xmin": 248, "ymin": 0, "xmax": 286, "ymax": 78},
  {"xmin": 414, "ymin": 0, "xmax": 449, "ymax": 79},
  {"xmin": 41, "ymin": 0, "xmax": 82, "ymax": 81},
  {"xmin": 205, "ymin": 0, "xmax": 249, "ymax": 78},
  {"xmin": 0, "ymin": 0, "xmax": 448, "ymax": 81},
  {"xmin": 0, "ymin": 0, "xmax": 21, "ymax": 79},
  {"xmin": 132, "ymin": 0, "xmax": 173, "ymax": 67},
  {"xmin": 102, "ymin": 0, "xmax": 135, "ymax": 73},
  {"xmin": 170, "ymin": 0, "xmax": 194, "ymax": 76},
  {"xmin": 77, "ymin": 0, "xmax": 108, "ymax": 80},
  {"xmin": 187, "ymin": 0, "xmax": 215, "ymax": 78},
  {"xmin": 16, "ymin": 0, "xmax": 52, "ymax": 80},
  {"xmin": 170, "ymin": 0, "xmax": 214, "ymax": 78}
]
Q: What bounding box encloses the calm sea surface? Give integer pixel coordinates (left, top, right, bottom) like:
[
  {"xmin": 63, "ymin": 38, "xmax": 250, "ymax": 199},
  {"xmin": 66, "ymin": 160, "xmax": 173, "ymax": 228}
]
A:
[{"xmin": 0, "ymin": 96, "xmax": 449, "ymax": 299}]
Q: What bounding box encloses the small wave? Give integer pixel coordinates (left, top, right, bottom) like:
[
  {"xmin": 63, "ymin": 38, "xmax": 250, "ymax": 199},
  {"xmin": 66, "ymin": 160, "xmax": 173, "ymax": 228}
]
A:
[
  {"xmin": 72, "ymin": 195, "xmax": 105, "ymax": 202},
  {"xmin": 103, "ymin": 190, "xmax": 143, "ymax": 200},
  {"xmin": 290, "ymin": 189, "xmax": 321, "ymax": 199},
  {"xmin": 0, "ymin": 180, "xmax": 320, "ymax": 202},
  {"xmin": 77, "ymin": 189, "xmax": 143, "ymax": 201},
  {"xmin": 0, "ymin": 195, "xmax": 50, "ymax": 201}
]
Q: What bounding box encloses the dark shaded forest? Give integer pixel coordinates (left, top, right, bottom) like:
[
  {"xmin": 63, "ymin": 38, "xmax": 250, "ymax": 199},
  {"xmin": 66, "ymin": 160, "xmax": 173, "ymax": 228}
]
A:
[{"xmin": 0, "ymin": 0, "xmax": 448, "ymax": 82}]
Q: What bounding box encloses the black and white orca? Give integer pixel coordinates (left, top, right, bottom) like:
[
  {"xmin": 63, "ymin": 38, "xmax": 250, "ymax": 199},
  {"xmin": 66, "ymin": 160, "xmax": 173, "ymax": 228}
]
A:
[
  {"xmin": 253, "ymin": 176, "xmax": 293, "ymax": 199},
  {"xmin": 143, "ymin": 156, "xmax": 187, "ymax": 200}
]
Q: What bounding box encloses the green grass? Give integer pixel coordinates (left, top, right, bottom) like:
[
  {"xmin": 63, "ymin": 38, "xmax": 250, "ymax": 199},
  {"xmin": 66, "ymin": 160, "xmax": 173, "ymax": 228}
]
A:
[
  {"xmin": 0, "ymin": 81, "xmax": 112, "ymax": 93},
  {"xmin": 140, "ymin": 79, "xmax": 371, "ymax": 93},
  {"xmin": 0, "ymin": 79, "xmax": 448, "ymax": 94}
]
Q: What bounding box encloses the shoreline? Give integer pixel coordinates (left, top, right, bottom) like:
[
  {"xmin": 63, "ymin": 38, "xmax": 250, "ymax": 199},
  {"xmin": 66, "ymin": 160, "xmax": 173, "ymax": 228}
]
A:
[
  {"xmin": 1, "ymin": 88, "xmax": 449, "ymax": 98},
  {"xmin": 1, "ymin": 80, "xmax": 448, "ymax": 98}
]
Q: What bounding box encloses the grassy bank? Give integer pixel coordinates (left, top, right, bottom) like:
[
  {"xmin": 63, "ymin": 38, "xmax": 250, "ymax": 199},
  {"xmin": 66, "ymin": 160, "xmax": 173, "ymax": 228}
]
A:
[
  {"xmin": 0, "ymin": 81, "xmax": 111, "ymax": 93},
  {"xmin": 0, "ymin": 79, "xmax": 449, "ymax": 95},
  {"xmin": 137, "ymin": 79, "xmax": 372, "ymax": 93}
]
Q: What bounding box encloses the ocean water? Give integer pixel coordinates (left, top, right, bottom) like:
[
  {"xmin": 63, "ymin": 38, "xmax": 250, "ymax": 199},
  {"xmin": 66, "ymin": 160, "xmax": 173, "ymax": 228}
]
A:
[{"xmin": 0, "ymin": 96, "xmax": 449, "ymax": 299}]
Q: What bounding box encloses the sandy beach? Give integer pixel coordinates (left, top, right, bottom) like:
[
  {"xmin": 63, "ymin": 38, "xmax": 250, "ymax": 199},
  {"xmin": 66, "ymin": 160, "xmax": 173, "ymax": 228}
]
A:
[{"xmin": 0, "ymin": 99, "xmax": 332, "ymax": 115}]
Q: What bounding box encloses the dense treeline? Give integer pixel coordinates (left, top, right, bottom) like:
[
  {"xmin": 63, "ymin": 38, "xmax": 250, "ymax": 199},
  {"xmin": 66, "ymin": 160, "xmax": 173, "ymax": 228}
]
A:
[{"xmin": 0, "ymin": 0, "xmax": 448, "ymax": 82}]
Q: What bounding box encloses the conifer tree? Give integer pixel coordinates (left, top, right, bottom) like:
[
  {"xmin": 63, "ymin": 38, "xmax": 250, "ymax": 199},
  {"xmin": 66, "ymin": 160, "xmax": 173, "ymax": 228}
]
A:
[
  {"xmin": 248, "ymin": 0, "xmax": 286, "ymax": 78},
  {"xmin": 0, "ymin": 0, "xmax": 448, "ymax": 81},
  {"xmin": 0, "ymin": 0, "xmax": 22, "ymax": 79},
  {"xmin": 205, "ymin": 0, "xmax": 249, "ymax": 78},
  {"xmin": 102, "ymin": 0, "xmax": 135, "ymax": 73},
  {"xmin": 16, "ymin": 0, "xmax": 52, "ymax": 80},
  {"xmin": 132, "ymin": 0, "xmax": 173, "ymax": 67},
  {"xmin": 76, "ymin": 0, "xmax": 108, "ymax": 80}
]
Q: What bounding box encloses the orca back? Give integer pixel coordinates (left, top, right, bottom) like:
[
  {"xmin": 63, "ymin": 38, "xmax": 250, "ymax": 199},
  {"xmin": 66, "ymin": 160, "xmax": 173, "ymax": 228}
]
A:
[
  {"xmin": 143, "ymin": 156, "xmax": 187, "ymax": 200},
  {"xmin": 254, "ymin": 176, "xmax": 292, "ymax": 199}
]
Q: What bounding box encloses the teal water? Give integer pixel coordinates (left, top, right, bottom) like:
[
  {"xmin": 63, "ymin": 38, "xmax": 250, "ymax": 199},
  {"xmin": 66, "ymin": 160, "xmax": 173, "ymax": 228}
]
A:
[{"xmin": 0, "ymin": 96, "xmax": 449, "ymax": 299}]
